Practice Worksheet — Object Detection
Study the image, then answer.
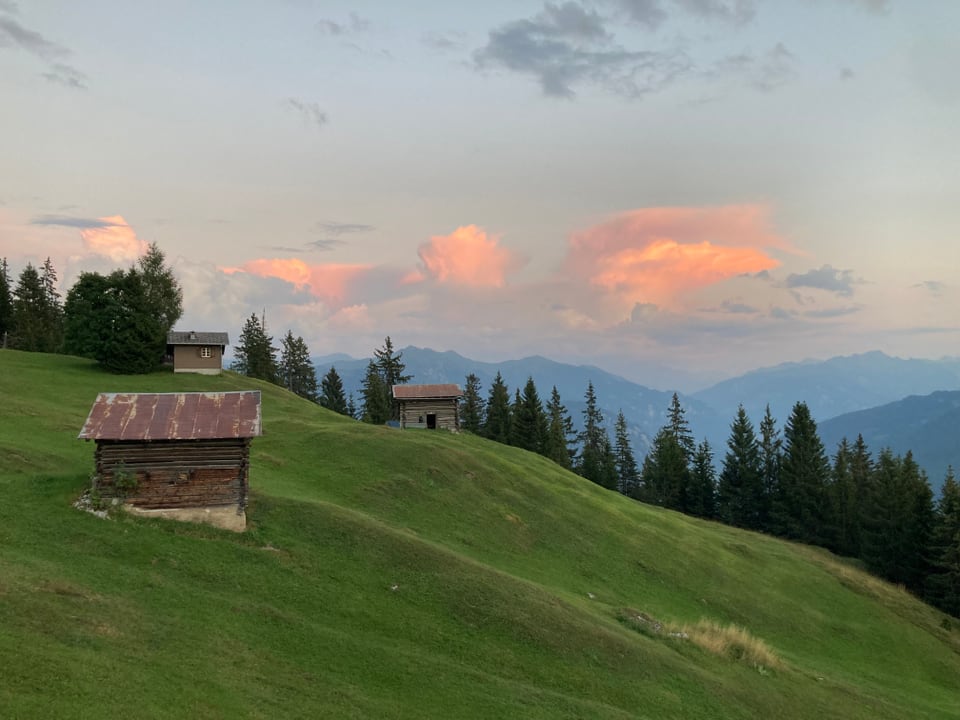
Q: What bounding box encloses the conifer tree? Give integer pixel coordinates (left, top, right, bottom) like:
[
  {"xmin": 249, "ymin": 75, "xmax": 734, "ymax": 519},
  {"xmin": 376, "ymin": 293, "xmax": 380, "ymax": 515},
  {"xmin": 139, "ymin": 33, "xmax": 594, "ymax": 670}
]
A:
[
  {"xmin": 613, "ymin": 410, "xmax": 639, "ymax": 496},
  {"xmin": 63, "ymin": 272, "xmax": 113, "ymax": 358},
  {"xmin": 512, "ymin": 377, "xmax": 547, "ymax": 453},
  {"xmin": 717, "ymin": 406, "xmax": 764, "ymax": 530},
  {"xmin": 40, "ymin": 257, "xmax": 64, "ymax": 352},
  {"xmin": 482, "ymin": 372, "xmax": 511, "ymax": 444},
  {"xmin": 373, "ymin": 336, "xmax": 411, "ymax": 420},
  {"xmin": 509, "ymin": 388, "xmax": 523, "ymax": 444},
  {"xmin": 360, "ymin": 360, "xmax": 391, "ymax": 424},
  {"xmin": 926, "ymin": 467, "xmax": 960, "ymax": 616},
  {"xmin": 689, "ymin": 439, "xmax": 717, "ymax": 519},
  {"xmin": 758, "ymin": 405, "xmax": 782, "ymax": 531},
  {"xmin": 770, "ymin": 401, "xmax": 831, "ymax": 545},
  {"xmin": 137, "ymin": 242, "xmax": 183, "ymax": 337},
  {"xmin": 320, "ymin": 366, "xmax": 349, "ymax": 415},
  {"xmin": 639, "ymin": 428, "xmax": 688, "ymax": 507},
  {"xmin": 829, "ymin": 438, "xmax": 860, "ymax": 557},
  {"xmin": 278, "ymin": 331, "xmax": 318, "ymax": 401},
  {"xmin": 460, "ymin": 373, "xmax": 485, "ymax": 433},
  {"xmin": 0, "ymin": 258, "xmax": 11, "ymax": 345},
  {"xmin": 11, "ymin": 263, "xmax": 49, "ymax": 352},
  {"xmin": 577, "ymin": 381, "xmax": 616, "ymax": 488},
  {"xmin": 346, "ymin": 392, "xmax": 358, "ymax": 420},
  {"xmin": 233, "ymin": 313, "xmax": 278, "ymax": 382},
  {"xmin": 543, "ymin": 385, "xmax": 575, "ymax": 470},
  {"xmin": 666, "ymin": 392, "xmax": 696, "ymax": 461}
]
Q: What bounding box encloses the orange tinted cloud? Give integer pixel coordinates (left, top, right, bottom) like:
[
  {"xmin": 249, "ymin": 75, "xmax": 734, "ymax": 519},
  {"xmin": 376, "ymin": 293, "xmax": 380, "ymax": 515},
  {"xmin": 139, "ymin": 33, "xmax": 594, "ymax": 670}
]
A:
[
  {"xmin": 237, "ymin": 258, "xmax": 371, "ymax": 307},
  {"xmin": 566, "ymin": 205, "xmax": 784, "ymax": 308},
  {"xmin": 417, "ymin": 225, "xmax": 523, "ymax": 288},
  {"xmin": 80, "ymin": 216, "xmax": 147, "ymax": 262}
]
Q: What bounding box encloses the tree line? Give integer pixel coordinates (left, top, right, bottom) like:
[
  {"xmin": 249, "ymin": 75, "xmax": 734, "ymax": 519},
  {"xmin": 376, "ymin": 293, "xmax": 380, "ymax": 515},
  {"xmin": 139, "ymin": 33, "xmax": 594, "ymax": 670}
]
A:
[{"xmin": 1, "ymin": 248, "xmax": 183, "ymax": 373}]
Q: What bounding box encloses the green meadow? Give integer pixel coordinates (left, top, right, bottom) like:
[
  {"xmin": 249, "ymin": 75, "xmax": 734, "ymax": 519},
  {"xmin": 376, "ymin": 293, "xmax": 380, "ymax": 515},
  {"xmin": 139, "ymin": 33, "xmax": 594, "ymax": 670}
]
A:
[{"xmin": 1, "ymin": 350, "xmax": 957, "ymax": 719}]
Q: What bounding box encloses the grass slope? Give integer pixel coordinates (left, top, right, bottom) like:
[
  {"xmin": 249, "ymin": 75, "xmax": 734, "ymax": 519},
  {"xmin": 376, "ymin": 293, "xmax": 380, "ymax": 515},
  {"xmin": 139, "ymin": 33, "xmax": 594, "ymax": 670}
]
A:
[{"xmin": 1, "ymin": 350, "xmax": 958, "ymax": 719}]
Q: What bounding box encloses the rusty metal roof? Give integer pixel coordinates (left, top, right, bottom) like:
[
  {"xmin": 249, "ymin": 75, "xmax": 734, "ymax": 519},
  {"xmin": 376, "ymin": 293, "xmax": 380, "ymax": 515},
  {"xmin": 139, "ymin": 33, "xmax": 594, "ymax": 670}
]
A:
[
  {"xmin": 167, "ymin": 331, "xmax": 229, "ymax": 346},
  {"xmin": 78, "ymin": 391, "xmax": 261, "ymax": 441},
  {"xmin": 392, "ymin": 383, "xmax": 462, "ymax": 400}
]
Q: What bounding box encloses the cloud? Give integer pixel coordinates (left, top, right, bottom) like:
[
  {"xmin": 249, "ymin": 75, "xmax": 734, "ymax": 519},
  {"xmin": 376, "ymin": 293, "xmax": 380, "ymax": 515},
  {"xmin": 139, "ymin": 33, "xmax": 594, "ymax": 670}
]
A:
[
  {"xmin": 786, "ymin": 264, "xmax": 857, "ymax": 296},
  {"xmin": 421, "ymin": 31, "xmax": 467, "ymax": 52},
  {"xmin": 912, "ymin": 280, "xmax": 947, "ymax": 300},
  {"xmin": 31, "ymin": 214, "xmax": 119, "ymax": 229},
  {"xmin": 78, "ymin": 215, "xmax": 148, "ymax": 262},
  {"xmin": 710, "ymin": 43, "xmax": 795, "ymax": 92},
  {"xmin": 416, "ymin": 225, "xmax": 525, "ymax": 288},
  {"xmin": 803, "ymin": 305, "xmax": 860, "ymax": 318},
  {"xmin": 474, "ymin": 2, "xmax": 691, "ymax": 98},
  {"xmin": 316, "ymin": 12, "xmax": 370, "ymax": 36},
  {"xmin": 283, "ymin": 98, "xmax": 328, "ymax": 129},
  {"xmin": 842, "ymin": 0, "xmax": 888, "ymax": 14},
  {"xmin": 672, "ymin": 0, "xmax": 755, "ymax": 23},
  {"xmin": 315, "ymin": 221, "xmax": 374, "ymax": 237},
  {"xmin": 41, "ymin": 62, "xmax": 87, "ymax": 89},
  {"xmin": 234, "ymin": 258, "xmax": 372, "ymax": 307},
  {"xmin": 563, "ymin": 205, "xmax": 786, "ymax": 310},
  {"xmin": 716, "ymin": 299, "xmax": 758, "ymax": 314},
  {"xmin": 0, "ymin": 15, "xmax": 66, "ymax": 60},
  {"xmin": 305, "ymin": 239, "xmax": 345, "ymax": 251}
]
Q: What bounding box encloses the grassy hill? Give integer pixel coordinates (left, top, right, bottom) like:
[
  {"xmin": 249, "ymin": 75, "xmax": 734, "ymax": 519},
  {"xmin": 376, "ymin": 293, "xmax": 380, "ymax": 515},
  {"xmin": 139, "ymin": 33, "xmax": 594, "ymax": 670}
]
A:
[{"xmin": 1, "ymin": 350, "xmax": 958, "ymax": 719}]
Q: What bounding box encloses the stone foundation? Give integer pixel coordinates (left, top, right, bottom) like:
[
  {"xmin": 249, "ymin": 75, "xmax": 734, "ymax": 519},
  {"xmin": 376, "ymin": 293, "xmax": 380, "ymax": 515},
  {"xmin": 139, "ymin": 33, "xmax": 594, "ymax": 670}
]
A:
[{"xmin": 123, "ymin": 504, "xmax": 246, "ymax": 532}]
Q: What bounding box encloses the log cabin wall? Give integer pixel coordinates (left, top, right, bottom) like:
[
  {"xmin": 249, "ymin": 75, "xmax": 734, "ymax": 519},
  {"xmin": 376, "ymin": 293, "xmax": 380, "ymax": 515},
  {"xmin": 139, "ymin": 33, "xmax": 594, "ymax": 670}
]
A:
[
  {"xmin": 94, "ymin": 438, "xmax": 249, "ymax": 510},
  {"xmin": 398, "ymin": 398, "xmax": 460, "ymax": 431}
]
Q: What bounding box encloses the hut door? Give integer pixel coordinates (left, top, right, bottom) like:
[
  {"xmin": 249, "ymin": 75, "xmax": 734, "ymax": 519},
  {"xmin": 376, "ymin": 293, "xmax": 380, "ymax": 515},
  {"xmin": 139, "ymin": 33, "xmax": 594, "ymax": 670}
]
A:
[{"xmin": 426, "ymin": 413, "xmax": 437, "ymax": 429}]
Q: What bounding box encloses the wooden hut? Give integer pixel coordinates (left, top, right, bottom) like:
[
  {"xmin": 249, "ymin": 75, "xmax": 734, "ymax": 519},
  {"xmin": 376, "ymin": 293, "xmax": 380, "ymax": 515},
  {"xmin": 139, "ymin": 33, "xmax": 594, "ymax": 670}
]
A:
[
  {"xmin": 78, "ymin": 391, "xmax": 261, "ymax": 531},
  {"xmin": 166, "ymin": 331, "xmax": 230, "ymax": 374},
  {"xmin": 393, "ymin": 384, "xmax": 462, "ymax": 431}
]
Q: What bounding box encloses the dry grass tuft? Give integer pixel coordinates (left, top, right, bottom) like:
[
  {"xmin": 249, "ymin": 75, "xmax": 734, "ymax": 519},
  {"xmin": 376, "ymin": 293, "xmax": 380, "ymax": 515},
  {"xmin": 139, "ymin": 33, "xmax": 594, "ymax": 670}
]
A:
[{"xmin": 681, "ymin": 620, "xmax": 783, "ymax": 673}]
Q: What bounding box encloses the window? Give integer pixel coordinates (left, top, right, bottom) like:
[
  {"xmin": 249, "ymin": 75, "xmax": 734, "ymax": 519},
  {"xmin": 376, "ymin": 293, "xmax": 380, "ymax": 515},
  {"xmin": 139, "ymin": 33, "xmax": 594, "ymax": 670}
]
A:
[{"xmin": 200, "ymin": 346, "xmax": 212, "ymax": 359}]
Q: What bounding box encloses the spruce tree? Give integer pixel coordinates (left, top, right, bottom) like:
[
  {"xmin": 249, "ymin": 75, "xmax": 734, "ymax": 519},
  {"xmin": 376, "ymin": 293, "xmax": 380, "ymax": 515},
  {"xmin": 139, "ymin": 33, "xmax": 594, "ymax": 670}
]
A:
[
  {"xmin": 543, "ymin": 386, "xmax": 576, "ymax": 470},
  {"xmin": 717, "ymin": 406, "xmax": 764, "ymax": 530},
  {"xmin": 373, "ymin": 336, "xmax": 411, "ymax": 420},
  {"xmin": 512, "ymin": 377, "xmax": 546, "ymax": 453},
  {"xmin": 460, "ymin": 373, "xmax": 485, "ymax": 433},
  {"xmin": 233, "ymin": 313, "xmax": 278, "ymax": 382},
  {"xmin": 689, "ymin": 439, "xmax": 717, "ymax": 519},
  {"xmin": 137, "ymin": 242, "xmax": 183, "ymax": 337},
  {"xmin": 346, "ymin": 393, "xmax": 358, "ymax": 420},
  {"xmin": 926, "ymin": 467, "xmax": 960, "ymax": 616},
  {"xmin": 320, "ymin": 366, "xmax": 349, "ymax": 415},
  {"xmin": 829, "ymin": 438, "xmax": 860, "ymax": 557},
  {"xmin": 770, "ymin": 401, "xmax": 831, "ymax": 545},
  {"xmin": 666, "ymin": 392, "xmax": 696, "ymax": 461},
  {"xmin": 360, "ymin": 360, "xmax": 390, "ymax": 424},
  {"xmin": 758, "ymin": 405, "xmax": 782, "ymax": 531},
  {"xmin": 577, "ymin": 381, "xmax": 616, "ymax": 489},
  {"xmin": 63, "ymin": 272, "xmax": 113, "ymax": 358},
  {"xmin": 11, "ymin": 263, "xmax": 48, "ymax": 352},
  {"xmin": 279, "ymin": 331, "xmax": 318, "ymax": 401},
  {"xmin": 40, "ymin": 257, "xmax": 64, "ymax": 352},
  {"xmin": 639, "ymin": 428, "xmax": 688, "ymax": 508},
  {"xmin": 0, "ymin": 258, "xmax": 11, "ymax": 345},
  {"xmin": 482, "ymin": 372, "xmax": 511, "ymax": 444},
  {"xmin": 613, "ymin": 410, "xmax": 639, "ymax": 496}
]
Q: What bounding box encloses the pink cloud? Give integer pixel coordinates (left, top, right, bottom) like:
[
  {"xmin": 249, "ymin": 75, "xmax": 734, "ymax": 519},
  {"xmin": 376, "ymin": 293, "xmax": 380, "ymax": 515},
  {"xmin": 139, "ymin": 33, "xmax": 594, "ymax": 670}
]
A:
[
  {"xmin": 417, "ymin": 225, "xmax": 524, "ymax": 288},
  {"xmin": 565, "ymin": 205, "xmax": 785, "ymax": 309},
  {"xmin": 233, "ymin": 258, "xmax": 372, "ymax": 307},
  {"xmin": 80, "ymin": 216, "xmax": 147, "ymax": 263}
]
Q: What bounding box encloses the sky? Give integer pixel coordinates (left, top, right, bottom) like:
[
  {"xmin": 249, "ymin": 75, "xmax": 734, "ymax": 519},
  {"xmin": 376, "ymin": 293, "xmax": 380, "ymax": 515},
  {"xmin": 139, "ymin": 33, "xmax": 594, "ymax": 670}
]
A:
[{"xmin": 1, "ymin": 0, "xmax": 958, "ymax": 389}]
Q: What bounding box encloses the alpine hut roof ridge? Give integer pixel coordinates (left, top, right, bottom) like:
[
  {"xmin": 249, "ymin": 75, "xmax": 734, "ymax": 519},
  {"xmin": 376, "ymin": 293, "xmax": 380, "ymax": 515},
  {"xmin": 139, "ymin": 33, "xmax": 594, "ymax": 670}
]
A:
[
  {"xmin": 78, "ymin": 391, "xmax": 261, "ymax": 441},
  {"xmin": 392, "ymin": 383, "xmax": 463, "ymax": 400},
  {"xmin": 167, "ymin": 331, "xmax": 230, "ymax": 346}
]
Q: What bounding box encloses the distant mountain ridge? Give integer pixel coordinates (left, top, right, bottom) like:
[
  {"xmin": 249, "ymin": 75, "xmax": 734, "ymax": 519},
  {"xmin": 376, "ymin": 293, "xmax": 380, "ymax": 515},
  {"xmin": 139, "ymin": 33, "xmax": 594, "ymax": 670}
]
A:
[
  {"xmin": 692, "ymin": 351, "xmax": 960, "ymax": 431},
  {"xmin": 818, "ymin": 390, "xmax": 960, "ymax": 491}
]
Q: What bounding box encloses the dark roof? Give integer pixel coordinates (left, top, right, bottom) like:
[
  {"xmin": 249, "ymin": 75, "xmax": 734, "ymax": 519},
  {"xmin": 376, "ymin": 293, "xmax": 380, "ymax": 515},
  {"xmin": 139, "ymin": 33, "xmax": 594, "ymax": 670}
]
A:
[
  {"xmin": 167, "ymin": 331, "xmax": 229, "ymax": 346},
  {"xmin": 392, "ymin": 383, "xmax": 463, "ymax": 400},
  {"xmin": 78, "ymin": 391, "xmax": 261, "ymax": 441}
]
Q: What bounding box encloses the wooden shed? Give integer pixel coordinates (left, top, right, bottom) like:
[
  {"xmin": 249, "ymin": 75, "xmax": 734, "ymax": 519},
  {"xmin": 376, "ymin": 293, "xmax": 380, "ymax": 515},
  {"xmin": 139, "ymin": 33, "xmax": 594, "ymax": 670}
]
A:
[
  {"xmin": 393, "ymin": 384, "xmax": 462, "ymax": 431},
  {"xmin": 78, "ymin": 391, "xmax": 261, "ymax": 531},
  {"xmin": 166, "ymin": 331, "xmax": 229, "ymax": 374}
]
